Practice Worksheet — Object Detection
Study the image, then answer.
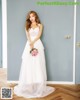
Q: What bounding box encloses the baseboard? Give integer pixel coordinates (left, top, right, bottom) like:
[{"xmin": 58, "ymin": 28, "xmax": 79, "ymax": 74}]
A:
[{"xmin": 7, "ymin": 81, "xmax": 75, "ymax": 84}]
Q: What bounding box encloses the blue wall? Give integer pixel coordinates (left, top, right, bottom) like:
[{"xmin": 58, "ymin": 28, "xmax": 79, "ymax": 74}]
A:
[{"xmin": 7, "ymin": 0, "xmax": 80, "ymax": 83}]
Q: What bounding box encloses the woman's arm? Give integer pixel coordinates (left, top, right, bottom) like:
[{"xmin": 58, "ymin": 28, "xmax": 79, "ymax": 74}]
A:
[
  {"xmin": 25, "ymin": 28, "xmax": 32, "ymax": 43},
  {"xmin": 30, "ymin": 24, "xmax": 43, "ymax": 45},
  {"xmin": 25, "ymin": 28, "xmax": 34, "ymax": 49}
]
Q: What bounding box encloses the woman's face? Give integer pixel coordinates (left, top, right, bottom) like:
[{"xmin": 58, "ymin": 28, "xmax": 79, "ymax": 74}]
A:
[{"xmin": 29, "ymin": 13, "xmax": 36, "ymax": 23}]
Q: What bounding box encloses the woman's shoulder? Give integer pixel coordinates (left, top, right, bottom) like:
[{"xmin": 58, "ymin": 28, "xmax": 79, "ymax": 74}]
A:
[
  {"xmin": 38, "ymin": 23, "xmax": 43, "ymax": 28},
  {"xmin": 25, "ymin": 27, "xmax": 29, "ymax": 33}
]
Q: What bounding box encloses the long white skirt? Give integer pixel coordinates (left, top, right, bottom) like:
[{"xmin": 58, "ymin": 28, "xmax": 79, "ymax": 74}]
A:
[{"xmin": 14, "ymin": 38, "xmax": 55, "ymax": 98}]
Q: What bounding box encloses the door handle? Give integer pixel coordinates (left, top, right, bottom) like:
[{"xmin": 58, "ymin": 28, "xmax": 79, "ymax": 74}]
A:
[
  {"xmin": 64, "ymin": 35, "xmax": 72, "ymax": 39},
  {"xmin": 76, "ymin": 42, "xmax": 80, "ymax": 47}
]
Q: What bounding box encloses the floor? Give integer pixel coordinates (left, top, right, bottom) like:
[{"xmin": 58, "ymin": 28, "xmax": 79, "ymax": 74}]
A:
[{"xmin": 0, "ymin": 68, "xmax": 80, "ymax": 100}]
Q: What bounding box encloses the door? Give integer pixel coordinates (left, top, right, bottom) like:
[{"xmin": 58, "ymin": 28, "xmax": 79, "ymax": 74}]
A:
[
  {"xmin": 7, "ymin": 0, "xmax": 74, "ymax": 83},
  {"xmin": 0, "ymin": 0, "xmax": 2, "ymax": 67},
  {"xmin": 43, "ymin": 1, "xmax": 74, "ymax": 82}
]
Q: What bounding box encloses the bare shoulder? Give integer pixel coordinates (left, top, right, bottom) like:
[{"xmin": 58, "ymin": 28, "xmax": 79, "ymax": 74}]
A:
[
  {"xmin": 25, "ymin": 27, "xmax": 29, "ymax": 34},
  {"xmin": 38, "ymin": 23, "xmax": 44, "ymax": 29}
]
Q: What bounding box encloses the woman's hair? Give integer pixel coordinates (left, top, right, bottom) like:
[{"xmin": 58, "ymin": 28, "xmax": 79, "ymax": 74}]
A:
[{"xmin": 25, "ymin": 11, "xmax": 41, "ymax": 31}]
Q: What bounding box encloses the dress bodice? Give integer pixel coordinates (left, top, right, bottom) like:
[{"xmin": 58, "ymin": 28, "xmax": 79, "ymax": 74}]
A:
[{"xmin": 28, "ymin": 27, "xmax": 39, "ymax": 37}]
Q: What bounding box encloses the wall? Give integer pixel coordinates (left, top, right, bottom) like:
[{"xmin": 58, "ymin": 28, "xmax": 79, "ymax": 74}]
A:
[{"xmin": 7, "ymin": 0, "xmax": 80, "ymax": 84}]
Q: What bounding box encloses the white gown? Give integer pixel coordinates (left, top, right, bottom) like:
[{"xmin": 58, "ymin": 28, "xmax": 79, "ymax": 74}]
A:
[{"xmin": 14, "ymin": 26, "xmax": 55, "ymax": 98}]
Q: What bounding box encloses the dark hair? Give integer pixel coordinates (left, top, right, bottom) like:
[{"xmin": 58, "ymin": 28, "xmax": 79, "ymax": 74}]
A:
[{"xmin": 25, "ymin": 11, "xmax": 41, "ymax": 31}]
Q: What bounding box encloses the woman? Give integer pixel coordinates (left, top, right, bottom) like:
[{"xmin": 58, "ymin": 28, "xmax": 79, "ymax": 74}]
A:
[{"xmin": 14, "ymin": 10, "xmax": 55, "ymax": 98}]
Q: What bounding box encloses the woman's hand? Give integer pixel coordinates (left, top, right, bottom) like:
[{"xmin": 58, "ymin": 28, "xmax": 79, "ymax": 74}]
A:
[
  {"xmin": 29, "ymin": 41, "xmax": 34, "ymax": 49},
  {"xmin": 30, "ymin": 41, "xmax": 34, "ymax": 45},
  {"xmin": 30, "ymin": 45, "xmax": 34, "ymax": 49}
]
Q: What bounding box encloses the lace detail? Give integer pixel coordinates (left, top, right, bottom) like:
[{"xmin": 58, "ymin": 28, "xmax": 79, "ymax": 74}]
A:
[{"xmin": 28, "ymin": 27, "xmax": 39, "ymax": 37}]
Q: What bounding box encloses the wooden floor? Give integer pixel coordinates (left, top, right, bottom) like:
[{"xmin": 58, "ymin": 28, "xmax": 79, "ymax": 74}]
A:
[{"xmin": 0, "ymin": 68, "xmax": 80, "ymax": 100}]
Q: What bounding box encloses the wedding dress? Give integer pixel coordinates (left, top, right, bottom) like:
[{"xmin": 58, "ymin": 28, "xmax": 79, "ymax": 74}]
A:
[{"xmin": 14, "ymin": 26, "xmax": 55, "ymax": 98}]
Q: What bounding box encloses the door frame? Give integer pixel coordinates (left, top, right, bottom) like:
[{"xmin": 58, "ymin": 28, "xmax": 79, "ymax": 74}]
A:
[
  {"xmin": 0, "ymin": 0, "xmax": 2, "ymax": 67},
  {"xmin": 2, "ymin": 0, "xmax": 7, "ymax": 69},
  {"xmin": 2, "ymin": 0, "xmax": 77, "ymax": 84}
]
